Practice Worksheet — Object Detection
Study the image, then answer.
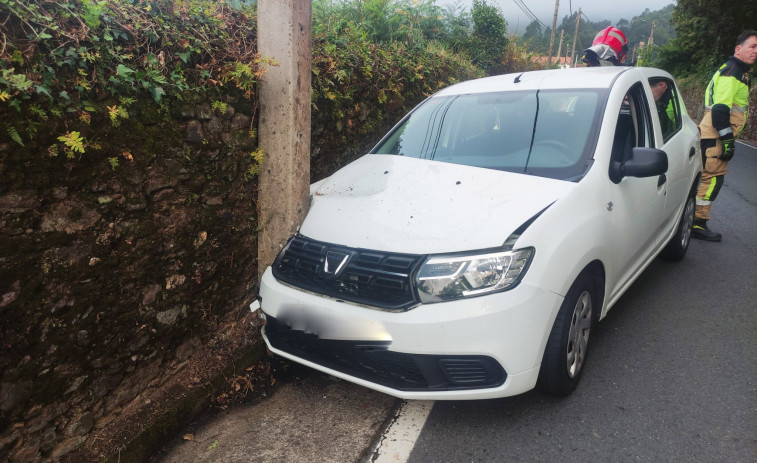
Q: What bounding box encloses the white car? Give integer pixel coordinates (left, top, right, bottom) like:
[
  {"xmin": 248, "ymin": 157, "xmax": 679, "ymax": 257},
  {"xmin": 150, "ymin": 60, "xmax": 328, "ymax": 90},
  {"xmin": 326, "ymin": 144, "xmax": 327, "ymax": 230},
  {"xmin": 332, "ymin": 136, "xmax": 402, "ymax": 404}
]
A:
[{"xmin": 256, "ymin": 67, "xmax": 702, "ymax": 399}]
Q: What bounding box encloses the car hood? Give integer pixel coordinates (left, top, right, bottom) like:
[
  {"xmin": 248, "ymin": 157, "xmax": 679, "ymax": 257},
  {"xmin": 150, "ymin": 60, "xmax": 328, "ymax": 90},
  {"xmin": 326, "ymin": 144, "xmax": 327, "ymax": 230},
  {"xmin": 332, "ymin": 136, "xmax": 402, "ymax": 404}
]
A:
[{"xmin": 301, "ymin": 154, "xmax": 575, "ymax": 254}]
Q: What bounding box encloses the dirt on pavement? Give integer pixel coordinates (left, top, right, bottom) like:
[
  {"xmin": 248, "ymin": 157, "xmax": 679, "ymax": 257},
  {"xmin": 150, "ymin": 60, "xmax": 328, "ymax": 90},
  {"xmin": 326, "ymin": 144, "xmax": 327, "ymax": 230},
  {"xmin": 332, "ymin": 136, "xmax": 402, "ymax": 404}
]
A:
[{"xmin": 152, "ymin": 360, "xmax": 398, "ymax": 463}]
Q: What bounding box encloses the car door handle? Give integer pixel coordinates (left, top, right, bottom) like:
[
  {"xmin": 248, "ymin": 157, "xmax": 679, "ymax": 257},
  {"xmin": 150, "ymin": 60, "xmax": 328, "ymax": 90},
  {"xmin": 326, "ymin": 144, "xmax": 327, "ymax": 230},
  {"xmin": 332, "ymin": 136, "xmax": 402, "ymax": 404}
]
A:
[
  {"xmin": 689, "ymin": 147, "xmax": 696, "ymax": 158},
  {"xmin": 658, "ymin": 174, "xmax": 667, "ymax": 187}
]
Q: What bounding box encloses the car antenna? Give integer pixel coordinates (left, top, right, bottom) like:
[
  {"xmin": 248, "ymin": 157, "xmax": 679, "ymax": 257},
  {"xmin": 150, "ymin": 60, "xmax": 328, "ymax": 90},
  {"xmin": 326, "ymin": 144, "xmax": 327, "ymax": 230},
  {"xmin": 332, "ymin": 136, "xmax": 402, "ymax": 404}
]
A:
[{"xmin": 514, "ymin": 72, "xmax": 524, "ymax": 83}]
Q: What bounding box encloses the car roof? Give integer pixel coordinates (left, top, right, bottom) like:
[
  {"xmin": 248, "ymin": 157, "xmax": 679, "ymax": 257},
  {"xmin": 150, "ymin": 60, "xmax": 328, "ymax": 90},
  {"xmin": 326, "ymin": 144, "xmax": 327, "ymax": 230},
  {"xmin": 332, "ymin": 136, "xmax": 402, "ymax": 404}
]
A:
[{"xmin": 434, "ymin": 67, "xmax": 671, "ymax": 96}]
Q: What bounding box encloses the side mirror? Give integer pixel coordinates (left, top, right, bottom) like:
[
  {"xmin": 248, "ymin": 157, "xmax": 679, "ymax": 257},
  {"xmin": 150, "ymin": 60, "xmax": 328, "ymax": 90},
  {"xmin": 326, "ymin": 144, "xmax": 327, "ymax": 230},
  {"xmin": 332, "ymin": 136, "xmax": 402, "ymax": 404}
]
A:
[{"xmin": 610, "ymin": 147, "xmax": 668, "ymax": 183}]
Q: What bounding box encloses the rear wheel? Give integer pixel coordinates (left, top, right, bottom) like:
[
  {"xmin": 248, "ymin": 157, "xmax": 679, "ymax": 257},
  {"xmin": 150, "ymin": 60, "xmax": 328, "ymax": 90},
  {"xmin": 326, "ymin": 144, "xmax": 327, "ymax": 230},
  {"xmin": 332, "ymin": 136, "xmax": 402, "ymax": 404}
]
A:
[
  {"xmin": 660, "ymin": 194, "xmax": 695, "ymax": 261},
  {"xmin": 537, "ymin": 274, "xmax": 595, "ymax": 397}
]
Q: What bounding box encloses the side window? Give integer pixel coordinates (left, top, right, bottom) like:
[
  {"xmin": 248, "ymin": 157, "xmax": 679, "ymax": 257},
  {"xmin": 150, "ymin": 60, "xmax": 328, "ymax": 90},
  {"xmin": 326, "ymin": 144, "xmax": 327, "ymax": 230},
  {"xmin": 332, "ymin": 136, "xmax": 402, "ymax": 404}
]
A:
[
  {"xmin": 611, "ymin": 83, "xmax": 653, "ymax": 165},
  {"xmin": 648, "ymin": 77, "xmax": 682, "ymax": 142}
]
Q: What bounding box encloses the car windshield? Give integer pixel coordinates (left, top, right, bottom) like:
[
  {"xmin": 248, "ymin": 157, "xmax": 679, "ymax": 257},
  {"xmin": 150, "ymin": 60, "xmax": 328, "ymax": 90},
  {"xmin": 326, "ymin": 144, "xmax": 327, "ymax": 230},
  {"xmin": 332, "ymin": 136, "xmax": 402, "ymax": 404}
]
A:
[{"xmin": 372, "ymin": 89, "xmax": 606, "ymax": 180}]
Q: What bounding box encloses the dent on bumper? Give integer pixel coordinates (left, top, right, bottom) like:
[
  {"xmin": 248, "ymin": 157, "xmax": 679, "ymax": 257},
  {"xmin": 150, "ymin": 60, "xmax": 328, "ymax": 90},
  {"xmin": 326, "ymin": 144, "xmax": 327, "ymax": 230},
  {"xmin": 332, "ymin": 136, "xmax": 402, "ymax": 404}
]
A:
[{"xmin": 256, "ymin": 267, "xmax": 563, "ymax": 399}]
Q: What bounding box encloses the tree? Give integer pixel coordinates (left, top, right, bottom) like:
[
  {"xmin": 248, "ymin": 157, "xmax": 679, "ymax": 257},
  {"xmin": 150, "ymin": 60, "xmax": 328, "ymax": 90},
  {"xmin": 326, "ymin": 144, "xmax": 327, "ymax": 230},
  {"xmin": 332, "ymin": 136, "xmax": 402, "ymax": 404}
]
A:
[
  {"xmin": 438, "ymin": 1, "xmax": 474, "ymax": 56},
  {"xmin": 469, "ymin": 0, "xmax": 508, "ymax": 74},
  {"xmin": 623, "ymin": 4, "xmax": 675, "ymax": 65},
  {"xmin": 522, "ymin": 20, "xmax": 548, "ymax": 53},
  {"xmin": 657, "ymin": 0, "xmax": 757, "ymax": 76}
]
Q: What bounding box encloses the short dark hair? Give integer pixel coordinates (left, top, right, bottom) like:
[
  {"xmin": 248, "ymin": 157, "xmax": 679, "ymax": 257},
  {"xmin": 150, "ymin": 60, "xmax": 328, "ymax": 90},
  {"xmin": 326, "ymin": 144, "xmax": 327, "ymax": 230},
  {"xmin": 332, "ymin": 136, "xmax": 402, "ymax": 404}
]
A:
[{"xmin": 736, "ymin": 30, "xmax": 757, "ymax": 47}]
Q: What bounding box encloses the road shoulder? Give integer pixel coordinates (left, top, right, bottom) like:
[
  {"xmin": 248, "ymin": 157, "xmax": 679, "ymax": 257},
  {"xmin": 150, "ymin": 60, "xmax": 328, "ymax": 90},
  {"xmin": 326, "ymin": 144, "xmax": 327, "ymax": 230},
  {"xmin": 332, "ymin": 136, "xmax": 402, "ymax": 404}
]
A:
[{"xmin": 155, "ymin": 366, "xmax": 397, "ymax": 463}]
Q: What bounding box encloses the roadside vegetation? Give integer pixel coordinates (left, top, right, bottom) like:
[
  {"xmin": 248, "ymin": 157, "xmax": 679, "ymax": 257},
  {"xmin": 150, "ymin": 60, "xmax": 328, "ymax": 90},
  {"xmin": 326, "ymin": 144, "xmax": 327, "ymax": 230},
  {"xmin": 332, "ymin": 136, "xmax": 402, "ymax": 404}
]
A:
[
  {"xmin": 0, "ymin": 0, "xmax": 267, "ymax": 162},
  {"xmin": 655, "ymin": 0, "xmax": 757, "ymax": 129},
  {"xmin": 10, "ymin": 0, "xmax": 739, "ymax": 171},
  {"xmin": 657, "ymin": 0, "xmax": 757, "ymax": 78}
]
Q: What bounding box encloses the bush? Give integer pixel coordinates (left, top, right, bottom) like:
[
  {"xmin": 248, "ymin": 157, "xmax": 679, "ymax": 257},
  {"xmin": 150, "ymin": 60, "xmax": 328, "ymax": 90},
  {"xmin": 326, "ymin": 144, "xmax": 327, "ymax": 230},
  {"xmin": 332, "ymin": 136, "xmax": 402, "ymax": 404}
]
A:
[
  {"xmin": 310, "ymin": 16, "xmax": 483, "ymax": 179},
  {"xmin": 0, "ymin": 0, "xmax": 267, "ymax": 158}
]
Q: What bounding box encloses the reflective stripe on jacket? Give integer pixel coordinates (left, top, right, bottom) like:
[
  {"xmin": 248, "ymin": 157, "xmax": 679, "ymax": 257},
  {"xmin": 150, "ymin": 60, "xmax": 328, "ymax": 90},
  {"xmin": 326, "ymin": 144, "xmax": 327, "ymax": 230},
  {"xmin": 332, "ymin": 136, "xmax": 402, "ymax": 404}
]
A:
[{"xmin": 699, "ymin": 57, "xmax": 751, "ymax": 140}]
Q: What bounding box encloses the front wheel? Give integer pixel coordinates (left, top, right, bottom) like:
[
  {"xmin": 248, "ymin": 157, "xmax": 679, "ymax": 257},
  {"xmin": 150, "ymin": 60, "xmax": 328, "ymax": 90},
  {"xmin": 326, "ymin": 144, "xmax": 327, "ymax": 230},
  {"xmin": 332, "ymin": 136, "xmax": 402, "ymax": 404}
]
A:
[
  {"xmin": 537, "ymin": 274, "xmax": 595, "ymax": 397},
  {"xmin": 660, "ymin": 194, "xmax": 695, "ymax": 261}
]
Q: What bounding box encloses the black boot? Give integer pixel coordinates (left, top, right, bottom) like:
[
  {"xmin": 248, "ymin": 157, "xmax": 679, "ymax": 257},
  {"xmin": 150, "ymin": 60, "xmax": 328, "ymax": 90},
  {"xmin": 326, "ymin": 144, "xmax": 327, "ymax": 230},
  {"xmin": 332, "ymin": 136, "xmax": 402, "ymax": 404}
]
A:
[{"xmin": 692, "ymin": 220, "xmax": 722, "ymax": 242}]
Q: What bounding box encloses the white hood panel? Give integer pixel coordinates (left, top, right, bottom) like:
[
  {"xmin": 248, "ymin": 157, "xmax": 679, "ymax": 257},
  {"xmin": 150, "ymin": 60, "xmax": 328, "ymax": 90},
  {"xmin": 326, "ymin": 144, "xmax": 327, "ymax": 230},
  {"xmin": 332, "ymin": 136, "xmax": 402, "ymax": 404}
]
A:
[{"xmin": 301, "ymin": 155, "xmax": 574, "ymax": 254}]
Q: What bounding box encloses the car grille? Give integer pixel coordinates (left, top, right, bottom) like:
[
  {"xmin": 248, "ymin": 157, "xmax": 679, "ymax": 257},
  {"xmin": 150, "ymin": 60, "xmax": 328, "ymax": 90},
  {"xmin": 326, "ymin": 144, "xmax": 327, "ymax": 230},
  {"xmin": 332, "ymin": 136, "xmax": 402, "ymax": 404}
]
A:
[
  {"xmin": 272, "ymin": 234, "xmax": 424, "ymax": 311},
  {"xmin": 265, "ymin": 316, "xmax": 507, "ymax": 392},
  {"xmin": 438, "ymin": 359, "xmax": 492, "ymax": 384}
]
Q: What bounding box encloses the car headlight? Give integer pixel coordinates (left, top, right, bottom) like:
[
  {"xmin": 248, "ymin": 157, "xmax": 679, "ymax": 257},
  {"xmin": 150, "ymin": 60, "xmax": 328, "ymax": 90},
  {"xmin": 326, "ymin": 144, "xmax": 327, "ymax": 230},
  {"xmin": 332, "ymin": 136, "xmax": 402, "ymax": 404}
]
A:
[{"xmin": 416, "ymin": 248, "xmax": 534, "ymax": 303}]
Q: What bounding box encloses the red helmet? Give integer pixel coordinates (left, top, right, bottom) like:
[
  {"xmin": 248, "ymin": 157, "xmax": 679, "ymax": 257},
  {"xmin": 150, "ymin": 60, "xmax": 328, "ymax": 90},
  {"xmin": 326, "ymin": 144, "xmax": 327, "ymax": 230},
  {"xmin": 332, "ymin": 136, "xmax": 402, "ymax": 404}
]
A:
[{"xmin": 591, "ymin": 26, "xmax": 628, "ymax": 63}]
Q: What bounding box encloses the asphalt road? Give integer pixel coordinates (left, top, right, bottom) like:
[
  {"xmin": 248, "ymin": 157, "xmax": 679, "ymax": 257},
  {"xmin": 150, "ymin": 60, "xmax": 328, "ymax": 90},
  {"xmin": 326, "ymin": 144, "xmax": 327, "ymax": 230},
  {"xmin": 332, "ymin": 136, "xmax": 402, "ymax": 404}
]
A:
[
  {"xmin": 157, "ymin": 143, "xmax": 756, "ymax": 463},
  {"xmin": 402, "ymin": 141, "xmax": 757, "ymax": 462}
]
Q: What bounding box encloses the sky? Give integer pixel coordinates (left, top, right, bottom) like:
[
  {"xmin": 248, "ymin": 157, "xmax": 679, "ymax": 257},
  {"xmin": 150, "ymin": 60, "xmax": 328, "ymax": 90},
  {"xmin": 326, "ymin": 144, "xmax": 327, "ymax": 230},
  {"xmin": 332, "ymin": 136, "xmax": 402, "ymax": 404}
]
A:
[{"xmin": 436, "ymin": 0, "xmax": 677, "ymax": 35}]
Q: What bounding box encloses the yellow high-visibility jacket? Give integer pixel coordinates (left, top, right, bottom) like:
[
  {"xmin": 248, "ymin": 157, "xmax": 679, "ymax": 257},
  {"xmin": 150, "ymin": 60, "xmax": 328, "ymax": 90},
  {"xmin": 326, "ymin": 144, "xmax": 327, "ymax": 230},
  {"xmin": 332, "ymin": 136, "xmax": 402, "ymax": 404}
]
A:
[{"xmin": 699, "ymin": 56, "xmax": 751, "ymax": 140}]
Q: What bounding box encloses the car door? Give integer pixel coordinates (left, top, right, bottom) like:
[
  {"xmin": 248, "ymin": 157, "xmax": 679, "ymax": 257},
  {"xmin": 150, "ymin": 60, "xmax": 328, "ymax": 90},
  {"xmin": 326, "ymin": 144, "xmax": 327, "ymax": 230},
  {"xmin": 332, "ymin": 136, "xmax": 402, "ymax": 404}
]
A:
[
  {"xmin": 606, "ymin": 82, "xmax": 667, "ymax": 294},
  {"xmin": 647, "ymin": 77, "xmax": 698, "ymax": 235}
]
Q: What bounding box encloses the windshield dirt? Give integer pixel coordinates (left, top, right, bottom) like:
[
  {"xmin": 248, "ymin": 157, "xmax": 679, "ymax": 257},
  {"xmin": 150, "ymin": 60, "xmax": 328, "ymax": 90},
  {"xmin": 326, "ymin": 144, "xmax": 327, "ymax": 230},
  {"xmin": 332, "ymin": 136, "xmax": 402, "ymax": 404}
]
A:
[{"xmin": 373, "ymin": 89, "xmax": 605, "ymax": 180}]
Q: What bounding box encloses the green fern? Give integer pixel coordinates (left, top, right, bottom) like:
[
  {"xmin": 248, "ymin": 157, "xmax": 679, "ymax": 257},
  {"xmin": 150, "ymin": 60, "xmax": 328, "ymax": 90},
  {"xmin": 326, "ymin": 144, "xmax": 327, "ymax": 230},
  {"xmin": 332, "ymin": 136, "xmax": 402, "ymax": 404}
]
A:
[
  {"xmin": 247, "ymin": 148, "xmax": 264, "ymax": 177},
  {"xmin": 7, "ymin": 126, "xmax": 24, "ymax": 146},
  {"xmin": 30, "ymin": 104, "xmax": 48, "ymax": 120},
  {"xmin": 211, "ymin": 100, "xmax": 229, "ymax": 114},
  {"xmin": 119, "ymin": 96, "xmax": 136, "ymax": 106}
]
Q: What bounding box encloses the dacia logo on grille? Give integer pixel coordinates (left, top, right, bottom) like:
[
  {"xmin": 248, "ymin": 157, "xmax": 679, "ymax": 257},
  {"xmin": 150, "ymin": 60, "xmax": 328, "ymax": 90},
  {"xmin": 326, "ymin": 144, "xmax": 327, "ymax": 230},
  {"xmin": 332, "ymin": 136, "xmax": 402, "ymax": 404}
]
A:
[{"xmin": 324, "ymin": 250, "xmax": 350, "ymax": 276}]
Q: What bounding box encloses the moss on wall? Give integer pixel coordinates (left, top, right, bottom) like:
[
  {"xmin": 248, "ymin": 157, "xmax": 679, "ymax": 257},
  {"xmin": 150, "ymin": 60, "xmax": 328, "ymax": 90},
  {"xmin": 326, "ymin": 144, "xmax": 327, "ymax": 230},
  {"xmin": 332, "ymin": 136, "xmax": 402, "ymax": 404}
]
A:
[{"xmin": 0, "ymin": 91, "xmax": 260, "ymax": 461}]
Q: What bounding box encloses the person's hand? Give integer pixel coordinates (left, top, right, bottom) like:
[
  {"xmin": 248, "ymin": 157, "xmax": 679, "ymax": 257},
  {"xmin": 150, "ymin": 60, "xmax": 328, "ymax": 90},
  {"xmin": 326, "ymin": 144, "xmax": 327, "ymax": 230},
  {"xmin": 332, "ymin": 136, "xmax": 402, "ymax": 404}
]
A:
[{"xmin": 719, "ymin": 137, "xmax": 735, "ymax": 161}]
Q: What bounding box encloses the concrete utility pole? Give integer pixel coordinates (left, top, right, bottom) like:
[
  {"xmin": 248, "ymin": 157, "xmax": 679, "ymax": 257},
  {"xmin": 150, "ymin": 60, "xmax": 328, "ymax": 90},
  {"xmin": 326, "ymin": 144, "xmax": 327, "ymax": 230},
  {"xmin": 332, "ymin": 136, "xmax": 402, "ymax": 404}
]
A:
[
  {"xmin": 571, "ymin": 8, "xmax": 581, "ymax": 67},
  {"xmin": 257, "ymin": 1, "xmax": 312, "ymax": 279},
  {"xmin": 547, "ymin": 0, "xmax": 560, "ymax": 67},
  {"xmin": 556, "ymin": 29, "xmax": 564, "ymax": 67}
]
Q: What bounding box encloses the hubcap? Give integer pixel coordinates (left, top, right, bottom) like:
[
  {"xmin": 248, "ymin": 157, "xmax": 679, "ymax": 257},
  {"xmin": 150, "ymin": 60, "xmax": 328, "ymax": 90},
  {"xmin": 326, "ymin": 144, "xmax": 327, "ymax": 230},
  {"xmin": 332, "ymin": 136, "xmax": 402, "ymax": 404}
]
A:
[
  {"xmin": 566, "ymin": 290, "xmax": 592, "ymax": 378},
  {"xmin": 681, "ymin": 197, "xmax": 695, "ymax": 247}
]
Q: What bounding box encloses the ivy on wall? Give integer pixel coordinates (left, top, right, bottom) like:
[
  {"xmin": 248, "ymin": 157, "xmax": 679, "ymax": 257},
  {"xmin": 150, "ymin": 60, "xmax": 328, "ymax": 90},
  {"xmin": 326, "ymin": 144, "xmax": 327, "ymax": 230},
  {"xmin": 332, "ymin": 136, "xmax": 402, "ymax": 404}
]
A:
[{"xmin": 0, "ymin": 0, "xmax": 270, "ymax": 163}]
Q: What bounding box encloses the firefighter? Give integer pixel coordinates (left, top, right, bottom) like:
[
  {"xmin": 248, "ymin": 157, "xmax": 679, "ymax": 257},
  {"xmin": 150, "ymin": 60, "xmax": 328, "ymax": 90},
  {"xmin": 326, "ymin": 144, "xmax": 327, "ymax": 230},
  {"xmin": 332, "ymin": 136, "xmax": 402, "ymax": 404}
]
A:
[
  {"xmin": 581, "ymin": 26, "xmax": 628, "ymax": 67},
  {"xmin": 649, "ymin": 77, "xmax": 676, "ymax": 135},
  {"xmin": 694, "ymin": 30, "xmax": 757, "ymax": 242}
]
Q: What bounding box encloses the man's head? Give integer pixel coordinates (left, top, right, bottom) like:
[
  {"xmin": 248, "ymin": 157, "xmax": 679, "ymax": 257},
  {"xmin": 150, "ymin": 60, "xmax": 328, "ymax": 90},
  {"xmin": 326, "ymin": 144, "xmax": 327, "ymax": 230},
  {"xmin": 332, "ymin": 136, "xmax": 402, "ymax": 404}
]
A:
[
  {"xmin": 734, "ymin": 30, "xmax": 757, "ymax": 65},
  {"xmin": 649, "ymin": 79, "xmax": 669, "ymax": 102}
]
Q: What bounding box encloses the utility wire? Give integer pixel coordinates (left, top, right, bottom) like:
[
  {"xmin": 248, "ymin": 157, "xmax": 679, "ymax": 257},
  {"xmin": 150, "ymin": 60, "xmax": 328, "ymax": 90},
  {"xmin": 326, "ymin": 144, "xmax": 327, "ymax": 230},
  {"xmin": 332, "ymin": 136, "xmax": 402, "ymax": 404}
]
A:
[
  {"xmin": 512, "ymin": 0, "xmax": 549, "ymax": 30},
  {"xmin": 567, "ymin": 0, "xmax": 592, "ymax": 24},
  {"xmin": 567, "ymin": 1, "xmax": 591, "ymax": 26},
  {"xmin": 511, "ymin": 0, "xmax": 538, "ymax": 25}
]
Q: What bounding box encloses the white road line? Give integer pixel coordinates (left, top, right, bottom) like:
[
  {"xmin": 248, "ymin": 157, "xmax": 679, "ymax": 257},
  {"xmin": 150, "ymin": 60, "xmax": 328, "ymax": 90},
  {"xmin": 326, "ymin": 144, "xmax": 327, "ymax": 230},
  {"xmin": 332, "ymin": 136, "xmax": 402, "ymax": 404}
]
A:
[{"xmin": 372, "ymin": 400, "xmax": 434, "ymax": 463}]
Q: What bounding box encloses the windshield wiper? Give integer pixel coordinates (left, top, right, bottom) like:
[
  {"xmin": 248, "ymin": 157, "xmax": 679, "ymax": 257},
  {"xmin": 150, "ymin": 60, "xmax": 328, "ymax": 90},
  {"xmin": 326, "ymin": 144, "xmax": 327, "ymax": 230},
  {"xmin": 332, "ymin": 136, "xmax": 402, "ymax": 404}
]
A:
[{"xmin": 420, "ymin": 96, "xmax": 456, "ymax": 160}]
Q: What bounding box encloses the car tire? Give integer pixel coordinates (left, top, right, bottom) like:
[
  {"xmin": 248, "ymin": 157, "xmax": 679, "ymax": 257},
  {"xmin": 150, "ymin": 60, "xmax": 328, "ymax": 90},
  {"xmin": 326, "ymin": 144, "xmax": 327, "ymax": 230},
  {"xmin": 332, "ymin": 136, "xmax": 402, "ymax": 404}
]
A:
[
  {"xmin": 660, "ymin": 193, "xmax": 695, "ymax": 261},
  {"xmin": 537, "ymin": 274, "xmax": 595, "ymax": 397}
]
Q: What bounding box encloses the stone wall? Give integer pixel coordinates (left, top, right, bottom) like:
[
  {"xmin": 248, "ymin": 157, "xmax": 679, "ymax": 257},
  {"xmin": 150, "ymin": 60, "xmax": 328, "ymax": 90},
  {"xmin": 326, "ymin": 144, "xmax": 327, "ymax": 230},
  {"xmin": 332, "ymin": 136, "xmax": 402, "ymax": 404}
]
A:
[{"xmin": 0, "ymin": 96, "xmax": 261, "ymax": 462}]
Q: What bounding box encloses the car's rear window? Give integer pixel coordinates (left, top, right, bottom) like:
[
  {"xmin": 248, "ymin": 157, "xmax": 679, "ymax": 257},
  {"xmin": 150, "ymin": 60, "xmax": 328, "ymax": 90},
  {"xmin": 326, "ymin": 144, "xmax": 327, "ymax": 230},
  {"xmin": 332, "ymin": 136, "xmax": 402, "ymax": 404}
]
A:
[{"xmin": 372, "ymin": 89, "xmax": 607, "ymax": 180}]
